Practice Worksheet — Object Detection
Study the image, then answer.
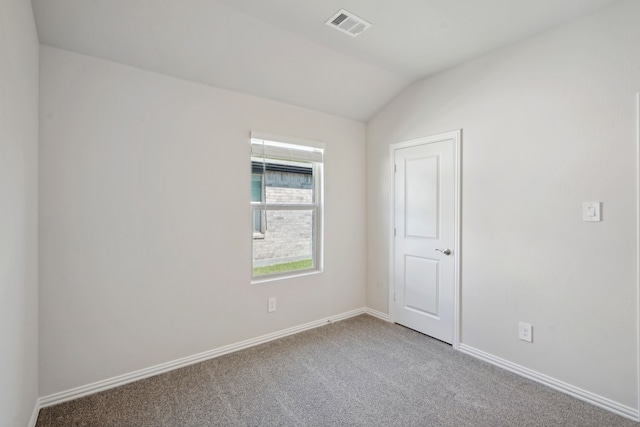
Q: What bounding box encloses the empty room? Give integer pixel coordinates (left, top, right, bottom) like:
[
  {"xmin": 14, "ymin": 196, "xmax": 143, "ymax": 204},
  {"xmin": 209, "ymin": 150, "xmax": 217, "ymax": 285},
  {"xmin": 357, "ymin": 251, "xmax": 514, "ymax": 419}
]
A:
[{"xmin": 2, "ymin": 0, "xmax": 640, "ymax": 426}]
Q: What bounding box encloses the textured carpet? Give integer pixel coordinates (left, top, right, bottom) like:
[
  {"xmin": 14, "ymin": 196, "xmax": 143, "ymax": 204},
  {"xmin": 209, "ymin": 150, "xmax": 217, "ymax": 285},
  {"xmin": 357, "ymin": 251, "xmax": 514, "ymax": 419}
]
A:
[{"xmin": 36, "ymin": 315, "xmax": 637, "ymax": 426}]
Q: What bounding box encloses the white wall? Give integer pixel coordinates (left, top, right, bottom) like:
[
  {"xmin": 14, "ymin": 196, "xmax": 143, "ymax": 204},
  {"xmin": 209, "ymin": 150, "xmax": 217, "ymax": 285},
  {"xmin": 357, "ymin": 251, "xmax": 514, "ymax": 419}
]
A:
[
  {"xmin": 367, "ymin": 0, "xmax": 639, "ymax": 410},
  {"xmin": 0, "ymin": 0, "xmax": 40, "ymax": 425},
  {"xmin": 39, "ymin": 46, "xmax": 366, "ymax": 396}
]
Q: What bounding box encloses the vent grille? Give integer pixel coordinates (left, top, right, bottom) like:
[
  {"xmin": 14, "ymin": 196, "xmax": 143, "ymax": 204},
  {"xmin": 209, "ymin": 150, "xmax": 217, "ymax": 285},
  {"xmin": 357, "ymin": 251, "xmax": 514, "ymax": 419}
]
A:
[{"xmin": 325, "ymin": 9, "xmax": 371, "ymax": 37}]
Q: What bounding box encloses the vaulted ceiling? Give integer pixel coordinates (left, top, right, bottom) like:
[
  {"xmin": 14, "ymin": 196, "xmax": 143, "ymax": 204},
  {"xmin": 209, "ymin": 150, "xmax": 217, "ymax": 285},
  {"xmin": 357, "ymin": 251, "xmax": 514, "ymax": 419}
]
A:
[{"xmin": 32, "ymin": 0, "xmax": 619, "ymax": 121}]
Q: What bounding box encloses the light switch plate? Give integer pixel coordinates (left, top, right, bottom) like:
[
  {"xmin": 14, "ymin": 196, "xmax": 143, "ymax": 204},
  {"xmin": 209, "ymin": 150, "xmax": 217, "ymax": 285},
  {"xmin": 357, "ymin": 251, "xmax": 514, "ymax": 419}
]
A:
[{"xmin": 582, "ymin": 202, "xmax": 601, "ymax": 222}]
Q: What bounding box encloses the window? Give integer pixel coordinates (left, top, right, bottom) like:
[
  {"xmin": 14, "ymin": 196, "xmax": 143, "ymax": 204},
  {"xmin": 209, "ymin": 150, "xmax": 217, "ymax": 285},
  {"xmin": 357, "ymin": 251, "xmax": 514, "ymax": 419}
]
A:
[{"xmin": 251, "ymin": 136, "xmax": 324, "ymax": 280}]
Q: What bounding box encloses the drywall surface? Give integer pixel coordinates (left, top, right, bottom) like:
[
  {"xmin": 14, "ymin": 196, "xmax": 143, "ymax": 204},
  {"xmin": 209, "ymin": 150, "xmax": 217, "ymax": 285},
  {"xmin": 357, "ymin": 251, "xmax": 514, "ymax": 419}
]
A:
[
  {"xmin": 39, "ymin": 46, "xmax": 366, "ymax": 395},
  {"xmin": 0, "ymin": 0, "xmax": 40, "ymax": 425},
  {"xmin": 367, "ymin": 0, "xmax": 639, "ymax": 409}
]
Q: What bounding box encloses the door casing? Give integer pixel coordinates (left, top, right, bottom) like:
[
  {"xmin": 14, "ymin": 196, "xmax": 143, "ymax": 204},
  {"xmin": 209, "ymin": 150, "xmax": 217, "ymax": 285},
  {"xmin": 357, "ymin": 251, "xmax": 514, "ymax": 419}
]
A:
[{"xmin": 389, "ymin": 130, "xmax": 462, "ymax": 349}]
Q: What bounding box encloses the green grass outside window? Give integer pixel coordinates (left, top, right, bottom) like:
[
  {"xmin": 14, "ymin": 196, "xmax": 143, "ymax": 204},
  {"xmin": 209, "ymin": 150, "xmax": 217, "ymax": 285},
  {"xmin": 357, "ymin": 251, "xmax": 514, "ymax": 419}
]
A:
[{"xmin": 253, "ymin": 259, "xmax": 312, "ymax": 276}]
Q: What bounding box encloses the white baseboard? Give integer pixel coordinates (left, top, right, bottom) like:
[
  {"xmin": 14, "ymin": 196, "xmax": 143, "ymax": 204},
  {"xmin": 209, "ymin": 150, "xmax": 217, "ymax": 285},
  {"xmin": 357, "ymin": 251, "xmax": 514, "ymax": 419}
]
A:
[
  {"xmin": 28, "ymin": 399, "xmax": 40, "ymax": 427},
  {"xmin": 38, "ymin": 307, "xmax": 367, "ymax": 409},
  {"xmin": 35, "ymin": 310, "xmax": 636, "ymax": 424},
  {"xmin": 364, "ymin": 307, "xmax": 391, "ymax": 322},
  {"xmin": 459, "ymin": 343, "xmax": 639, "ymax": 422}
]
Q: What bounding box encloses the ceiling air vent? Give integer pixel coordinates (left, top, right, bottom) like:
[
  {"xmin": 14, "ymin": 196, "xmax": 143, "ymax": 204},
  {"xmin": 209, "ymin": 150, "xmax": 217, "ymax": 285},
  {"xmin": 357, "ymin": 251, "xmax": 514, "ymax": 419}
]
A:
[{"xmin": 325, "ymin": 9, "xmax": 371, "ymax": 37}]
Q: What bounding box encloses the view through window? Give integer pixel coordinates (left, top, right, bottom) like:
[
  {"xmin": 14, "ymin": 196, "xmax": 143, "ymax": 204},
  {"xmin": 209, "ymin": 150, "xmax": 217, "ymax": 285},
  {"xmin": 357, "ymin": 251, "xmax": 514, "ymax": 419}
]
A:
[{"xmin": 251, "ymin": 138, "xmax": 324, "ymax": 279}]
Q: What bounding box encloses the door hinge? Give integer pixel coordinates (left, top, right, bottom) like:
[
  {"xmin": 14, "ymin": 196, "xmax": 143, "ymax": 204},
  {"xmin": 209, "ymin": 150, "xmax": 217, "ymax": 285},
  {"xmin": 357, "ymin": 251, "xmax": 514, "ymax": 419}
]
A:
[
  {"xmin": 394, "ymin": 228, "xmax": 396, "ymax": 237},
  {"xmin": 394, "ymin": 164, "xmax": 397, "ymax": 173}
]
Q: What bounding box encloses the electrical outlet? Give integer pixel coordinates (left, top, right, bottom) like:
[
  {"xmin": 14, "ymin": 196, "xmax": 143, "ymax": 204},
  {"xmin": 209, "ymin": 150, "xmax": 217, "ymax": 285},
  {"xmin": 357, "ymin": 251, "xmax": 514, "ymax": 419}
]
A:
[
  {"xmin": 268, "ymin": 297, "xmax": 276, "ymax": 313},
  {"xmin": 519, "ymin": 322, "xmax": 533, "ymax": 342}
]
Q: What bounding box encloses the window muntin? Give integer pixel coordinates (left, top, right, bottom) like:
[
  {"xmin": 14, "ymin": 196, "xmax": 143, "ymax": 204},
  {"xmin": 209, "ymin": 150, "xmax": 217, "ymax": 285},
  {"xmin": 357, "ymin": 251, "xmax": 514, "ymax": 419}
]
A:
[{"xmin": 251, "ymin": 138, "xmax": 323, "ymax": 281}]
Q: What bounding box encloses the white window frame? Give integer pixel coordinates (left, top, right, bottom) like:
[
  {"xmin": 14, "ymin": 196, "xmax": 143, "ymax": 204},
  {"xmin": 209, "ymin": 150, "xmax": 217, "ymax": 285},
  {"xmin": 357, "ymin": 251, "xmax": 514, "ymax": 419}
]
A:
[{"xmin": 250, "ymin": 134, "xmax": 324, "ymax": 283}]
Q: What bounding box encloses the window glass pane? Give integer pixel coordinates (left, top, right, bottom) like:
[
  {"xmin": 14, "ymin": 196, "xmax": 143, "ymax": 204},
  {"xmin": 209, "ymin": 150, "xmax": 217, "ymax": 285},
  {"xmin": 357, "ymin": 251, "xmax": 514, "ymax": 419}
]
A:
[
  {"xmin": 253, "ymin": 209, "xmax": 314, "ymax": 276},
  {"xmin": 253, "ymin": 210, "xmax": 263, "ymax": 235},
  {"xmin": 251, "ymin": 174, "xmax": 262, "ymax": 202},
  {"xmin": 261, "ymin": 160, "xmax": 314, "ymax": 205}
]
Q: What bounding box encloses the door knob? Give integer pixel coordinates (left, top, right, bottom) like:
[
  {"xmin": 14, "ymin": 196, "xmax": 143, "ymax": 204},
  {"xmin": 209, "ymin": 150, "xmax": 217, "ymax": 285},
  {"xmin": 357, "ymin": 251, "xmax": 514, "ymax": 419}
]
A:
[{"xmin": 435, "ymin": 248, "xmax": 452, "ymax": 256}]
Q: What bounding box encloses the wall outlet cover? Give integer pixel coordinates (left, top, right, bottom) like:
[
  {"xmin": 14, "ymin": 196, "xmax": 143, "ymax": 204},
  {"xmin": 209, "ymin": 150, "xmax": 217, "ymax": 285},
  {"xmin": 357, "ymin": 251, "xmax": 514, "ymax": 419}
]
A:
[{"xmin": 519, "ymin": 322, "xmax": 533, "ymax": 342}]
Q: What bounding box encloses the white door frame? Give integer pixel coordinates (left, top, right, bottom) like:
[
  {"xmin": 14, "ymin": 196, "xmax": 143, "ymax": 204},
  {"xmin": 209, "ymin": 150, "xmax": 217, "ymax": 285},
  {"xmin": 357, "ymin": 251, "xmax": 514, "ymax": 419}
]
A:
[
  {"xmin": 636, "ymin": 93, "xmax": 640, "ymax": 420},
  {"xmin": 389, "ymin": 129, "xmax": 462, "ymax": 349}
]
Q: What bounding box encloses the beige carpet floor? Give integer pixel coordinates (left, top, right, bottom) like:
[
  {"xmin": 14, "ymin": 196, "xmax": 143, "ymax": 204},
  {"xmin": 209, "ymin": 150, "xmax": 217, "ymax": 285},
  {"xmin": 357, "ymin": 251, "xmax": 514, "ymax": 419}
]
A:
[{"xmin": 36, "ymin": 315, "xmax": 638, "ymax": 426}]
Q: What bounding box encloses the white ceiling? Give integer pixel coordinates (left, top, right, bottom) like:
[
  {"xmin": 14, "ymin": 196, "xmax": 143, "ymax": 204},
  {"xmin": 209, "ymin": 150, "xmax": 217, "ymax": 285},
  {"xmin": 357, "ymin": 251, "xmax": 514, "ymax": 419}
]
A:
[{"xmin": 32, "ymin": 0, "xmax": 619, "ymax": 122}]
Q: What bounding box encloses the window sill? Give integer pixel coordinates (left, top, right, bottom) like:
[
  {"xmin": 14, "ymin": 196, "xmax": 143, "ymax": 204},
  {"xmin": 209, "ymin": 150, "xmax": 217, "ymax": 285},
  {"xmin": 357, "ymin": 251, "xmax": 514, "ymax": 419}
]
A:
[{"xmin": 251, "ymin": 268, "xmax": 322, "ymax": 285}]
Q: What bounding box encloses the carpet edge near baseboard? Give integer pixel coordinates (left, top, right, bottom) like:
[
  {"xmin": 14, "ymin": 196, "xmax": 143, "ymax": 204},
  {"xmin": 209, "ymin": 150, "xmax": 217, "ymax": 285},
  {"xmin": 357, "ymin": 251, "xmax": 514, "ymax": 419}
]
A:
[
  {"xmin": 35, "ymin": 309, "xmax": 635, "ymax": 424},
  {"xmin": 458, "ymin": 343, "xmax": 639, "ymax": 422},
  {"xmin": 36, "ymin": 307, "xmax": 373, "ymax": 411},
  {"xmin": 363, "ymin": 307, "xmax": 391, "ymax": 322}
]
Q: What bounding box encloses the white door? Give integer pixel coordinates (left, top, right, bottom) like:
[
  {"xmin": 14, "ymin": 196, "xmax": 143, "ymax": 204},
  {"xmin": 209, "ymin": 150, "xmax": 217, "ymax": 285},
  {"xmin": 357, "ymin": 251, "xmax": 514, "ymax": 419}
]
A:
[{"xmin": 392, "ymin": 131, "xmax": 459, "ymax": 344}]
